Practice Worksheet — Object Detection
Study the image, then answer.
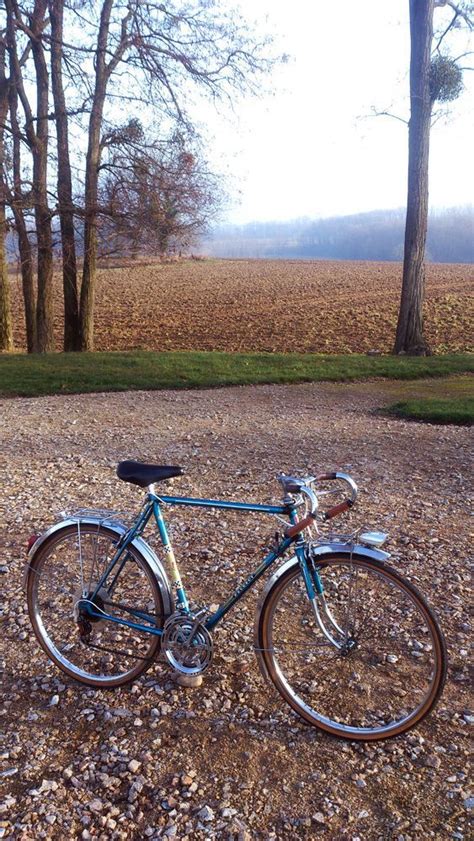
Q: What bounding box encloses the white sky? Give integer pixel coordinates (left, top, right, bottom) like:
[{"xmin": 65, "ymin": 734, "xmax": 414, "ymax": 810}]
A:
[{"xmin": 195, "ymin": 0, "xmax": 473, "ymax": 224}]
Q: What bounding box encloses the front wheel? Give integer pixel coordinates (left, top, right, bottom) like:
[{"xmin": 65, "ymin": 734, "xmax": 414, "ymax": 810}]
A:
[
  {"xmin": 27, "ymin": 523, "xmax": 165, "ymax": 688},
  {"xmin": 257, "ymin": 555, "xmax": 447, "ymax": 740}
]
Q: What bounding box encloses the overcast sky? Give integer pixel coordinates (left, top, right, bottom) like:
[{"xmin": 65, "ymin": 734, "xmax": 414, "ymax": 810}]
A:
[{"xmin": 195, "ymin": 0, "xmax": 473, "ymax": 225}]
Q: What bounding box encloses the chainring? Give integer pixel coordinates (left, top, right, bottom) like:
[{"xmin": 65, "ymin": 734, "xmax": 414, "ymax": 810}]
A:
[{"xmin": 162, "ymin": 613, "xmax": 213, "ymax": 675}]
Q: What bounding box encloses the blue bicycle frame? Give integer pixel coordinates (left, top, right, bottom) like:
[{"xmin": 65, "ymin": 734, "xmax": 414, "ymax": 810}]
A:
[{"xmin": 81, "ymin": 489, "xmax": 313, "ymax": 636}]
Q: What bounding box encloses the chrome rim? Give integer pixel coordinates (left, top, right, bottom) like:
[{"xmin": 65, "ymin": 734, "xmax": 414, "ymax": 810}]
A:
[
  {"xmin": 264, "ymin": 560, "xmax": 442, "ymax": 737},
  {"xmin": 29, "ymin": 527, "xmax": 161, "ymax": 684}
]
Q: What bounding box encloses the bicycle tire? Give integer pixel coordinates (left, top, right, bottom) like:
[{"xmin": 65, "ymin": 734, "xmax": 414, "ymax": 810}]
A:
[
  {"xmin": 27, "ymin": 523, "xmax": 164, "ymax": 688},
  {"xmin": 257, "ymin": 554, "xmax": 447, "ymax": 741}
]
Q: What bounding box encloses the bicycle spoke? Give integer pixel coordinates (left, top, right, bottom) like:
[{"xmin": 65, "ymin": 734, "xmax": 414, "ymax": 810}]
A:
[
  {"xmin": 255, "ymin": 642, "xmax": 333, "ymax": 652},
  {"xmin": 260, "ymin": 556, "xmax": 445, "ymax": 739},
  {"xmin": 28, "ymin": 525, "xmax": 163, "ymax": 687}
]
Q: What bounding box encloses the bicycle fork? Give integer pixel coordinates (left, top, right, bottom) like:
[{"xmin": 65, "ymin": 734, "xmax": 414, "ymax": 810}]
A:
[{"xmin": 296, "ymin": 541, "xmax": 345, "ymax": 650}]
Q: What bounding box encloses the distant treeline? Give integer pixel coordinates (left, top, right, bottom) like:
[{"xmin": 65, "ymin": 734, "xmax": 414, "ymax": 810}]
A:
[{"xmin": 201, "ymin": 207, "xmax": 473, "ymax": 262}]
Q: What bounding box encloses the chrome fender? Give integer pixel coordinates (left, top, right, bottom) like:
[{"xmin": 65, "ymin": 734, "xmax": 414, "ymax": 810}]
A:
[
  {"xmin": 253, "ymin": 542, "xmax": 391, "ymax": 683},
  {"xmin": 25, "ymin": 517, "xmax": 173, "ymax": 617}
]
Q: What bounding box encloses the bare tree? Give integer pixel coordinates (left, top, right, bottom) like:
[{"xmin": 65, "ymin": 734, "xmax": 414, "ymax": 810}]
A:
[
  {"xmin": 78, "ymin": 0, "xmax": 119, "ymax": 350},
  {"xmin": 6, "ymin": 69, "xmax": 37, "ymax": 353},
  {"xmin": 49, "ymin": 0, "xmax": 79, "ymax": 350},
  {"xmin": 98, "ymin": 125, "xmax": 222, "ymax": 257},
  {"xmin": 74, "ymin": 0, "xmax": 272, "ymax": 350},
  {"xmin": 394, "ymin": 0, "xmax": 435, "ymax": 355},
  {"xmin": 1, "ymin": 8, "xmax": 37, "ymax": 352},
  {"xmin": 5, "ymin": 0, "xmax": 55, "ymax": 353},
  {"xmin": 30, "ymin": 0, "xmax": 55, "ymax": 352},
  {"xmin": 0, "ymin": 39, "xmax": 13, "ymax": 352},
  {"xmin": 2, "ymin": 0, "xmax": 274, "ymax": 352},
  {"xmin": 394, "ymin": 0, "xmax": 472, "ymax": 354}
]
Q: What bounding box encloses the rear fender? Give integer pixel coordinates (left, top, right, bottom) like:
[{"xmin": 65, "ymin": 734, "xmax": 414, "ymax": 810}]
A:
[
  {"xmin": 253, "ymin": 542, "xmax": 391, "ymax": 683},
  {"xmin": 24, "ymin": 517, "xmax": 173, "ymax": 617}
]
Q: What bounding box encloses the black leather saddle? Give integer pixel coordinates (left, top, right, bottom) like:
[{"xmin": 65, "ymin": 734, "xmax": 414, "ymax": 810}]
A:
[{"xmin": 117, "ymin": 460, "xmax": 183, "ymax": 488}]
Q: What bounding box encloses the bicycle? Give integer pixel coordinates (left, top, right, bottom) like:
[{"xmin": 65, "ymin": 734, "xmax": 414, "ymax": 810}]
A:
[{"xmin": 25, "ymin": 461, "xmax": 447, "ymax": 741}]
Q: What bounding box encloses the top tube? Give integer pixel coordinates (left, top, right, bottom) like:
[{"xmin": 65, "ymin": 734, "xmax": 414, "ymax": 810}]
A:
[{"xmin": 150, "ymin": 493, "xmax": 293, "ymax": 516}]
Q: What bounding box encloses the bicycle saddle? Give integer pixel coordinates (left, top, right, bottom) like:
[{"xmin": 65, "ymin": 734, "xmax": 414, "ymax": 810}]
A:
[{"xmin": 117, "ymin": 460, "xmax": 183, "ymax": 487}]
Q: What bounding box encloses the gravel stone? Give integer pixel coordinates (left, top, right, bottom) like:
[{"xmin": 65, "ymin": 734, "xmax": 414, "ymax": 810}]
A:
[
  {"xmin": 197, "ymin": 805, "xmax": 215, "ymax": 822},
  {"xmin": 1, "ymin": 382, "xmax": 471, "ymax": 840},
  {"xmin": 127, "ymin": 759, "xmax": 141, "ymax": 774},
  {"xmin": 87, "ymin": 798, "xmax": 104, "ymax": 813}
]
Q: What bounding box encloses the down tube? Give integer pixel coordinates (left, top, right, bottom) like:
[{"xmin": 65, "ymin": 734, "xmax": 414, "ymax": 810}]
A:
[{"xmin": 206, "ymin": 537, "xmax": 293, "ymax": 630}]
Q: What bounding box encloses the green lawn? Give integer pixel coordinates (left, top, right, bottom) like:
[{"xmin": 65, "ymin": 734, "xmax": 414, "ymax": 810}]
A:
[
  {"xmin": 385, "ymin": 396, "xmax": 473, "ymax": 425},
  {"xmin": 1, "ymin": 350, "xmax": 472, "ymax": 399}
]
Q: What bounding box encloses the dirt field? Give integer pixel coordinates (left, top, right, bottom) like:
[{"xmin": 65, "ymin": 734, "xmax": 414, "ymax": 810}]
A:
[
  {"xmin": 10, "ymin": 259, "xmax": 474, "ymax": 353},
  {"xmin": 1, "ymin": 380, "xmax": 471, "ymax": 840}
]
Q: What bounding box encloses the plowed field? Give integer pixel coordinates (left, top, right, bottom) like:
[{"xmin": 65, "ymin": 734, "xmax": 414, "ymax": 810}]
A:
[{"xmin": 10, "ymin": 259, "xmax": 474, "ymax": 353}]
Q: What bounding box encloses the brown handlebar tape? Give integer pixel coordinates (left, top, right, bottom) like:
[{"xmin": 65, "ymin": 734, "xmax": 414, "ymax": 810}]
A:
[
  {"xmin": 323, "ymin": 499, "xmax": 353, "ymax": 521},
  {"xmin": 284, "ymin": 513, "xmax": 316, "ymax": 538},
  {"xmin": 285, "ymin": 498, "xmax": 353, "ymax": 538}
]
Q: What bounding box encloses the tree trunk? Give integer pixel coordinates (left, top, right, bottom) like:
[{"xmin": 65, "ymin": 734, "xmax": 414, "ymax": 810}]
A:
[
  {"xmin": 0, "ymin": 44, "xmax": 13, "ymax": 352},
  {"xmin": 49, "ymin": 0, "xmax": 80, "ymax": 351},
  {"xmin": 79, "ymin": 0, "xmax": 114, "ymax": 351},
  {"xmin": 394, "ymin": 0, "xmax": 434, "ymax": 355},
  {"xmin": 0, "ymin": 204, "xmax": 13, "ymax": 353},
  {"xmin": 6, "ymin": 51, "xmax": 37, "ymax": 353},
  {"xmin": 31, "ymin": 0, "xmax": 55, "ymax": 353},
  {"xmin": 13, "ymin": 210, "xmax": 36, "ymax": 352}
]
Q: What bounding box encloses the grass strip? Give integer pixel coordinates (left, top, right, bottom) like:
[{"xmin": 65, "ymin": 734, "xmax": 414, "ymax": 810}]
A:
[
  {"xmin": 0, "ymin": 350, "xmax": 473, "ymax": 398},
  {"xmin": 385, "ymin": 397, "xmax": 473, "ymax": 426}
]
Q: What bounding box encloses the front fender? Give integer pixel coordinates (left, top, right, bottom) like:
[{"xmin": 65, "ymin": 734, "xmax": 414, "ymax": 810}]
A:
[
  {"xmin": 24, "ymin": 517, "xmax": 173, "ymax": 617},
  {"xmin": 253, "ymin": 542, "xmax": 391, "ymax": 684}
]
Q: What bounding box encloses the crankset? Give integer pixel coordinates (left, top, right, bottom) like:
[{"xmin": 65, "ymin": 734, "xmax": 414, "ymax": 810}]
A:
[{"xmin": 162, "ymin": 611, "xmax": 213, "ymax": 675}]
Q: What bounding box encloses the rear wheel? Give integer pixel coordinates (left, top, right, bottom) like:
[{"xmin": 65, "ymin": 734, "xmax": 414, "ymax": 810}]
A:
[
  {"xmin": 258, "ymin": 555, "xmax": 447, "ymax": 740},
  {"xmin": 27, "ymin": 524, "xmax": 164, "ymax": 687}
]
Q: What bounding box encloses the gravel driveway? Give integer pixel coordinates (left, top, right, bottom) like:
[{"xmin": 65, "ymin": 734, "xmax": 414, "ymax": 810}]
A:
[{"xmin": 0, "ymin": 382, "xmax": 471, "ymax": 840}]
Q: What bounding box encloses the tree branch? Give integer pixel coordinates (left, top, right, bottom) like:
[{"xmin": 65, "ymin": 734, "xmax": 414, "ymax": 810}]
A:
[
  {"xmin": 443, "ymin": 1, "xmax": 473, "ymax": 26},
  {"xmin": 5, "ymin": 0, "xmax": 37, "ymax": 147},
  {"xmin": 370, "ymin": 108, "xmax": 409, "ymax": 126},
  {"xmin": 433, "ymin": 2, "xmax": 473, "ymax": 54}
]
